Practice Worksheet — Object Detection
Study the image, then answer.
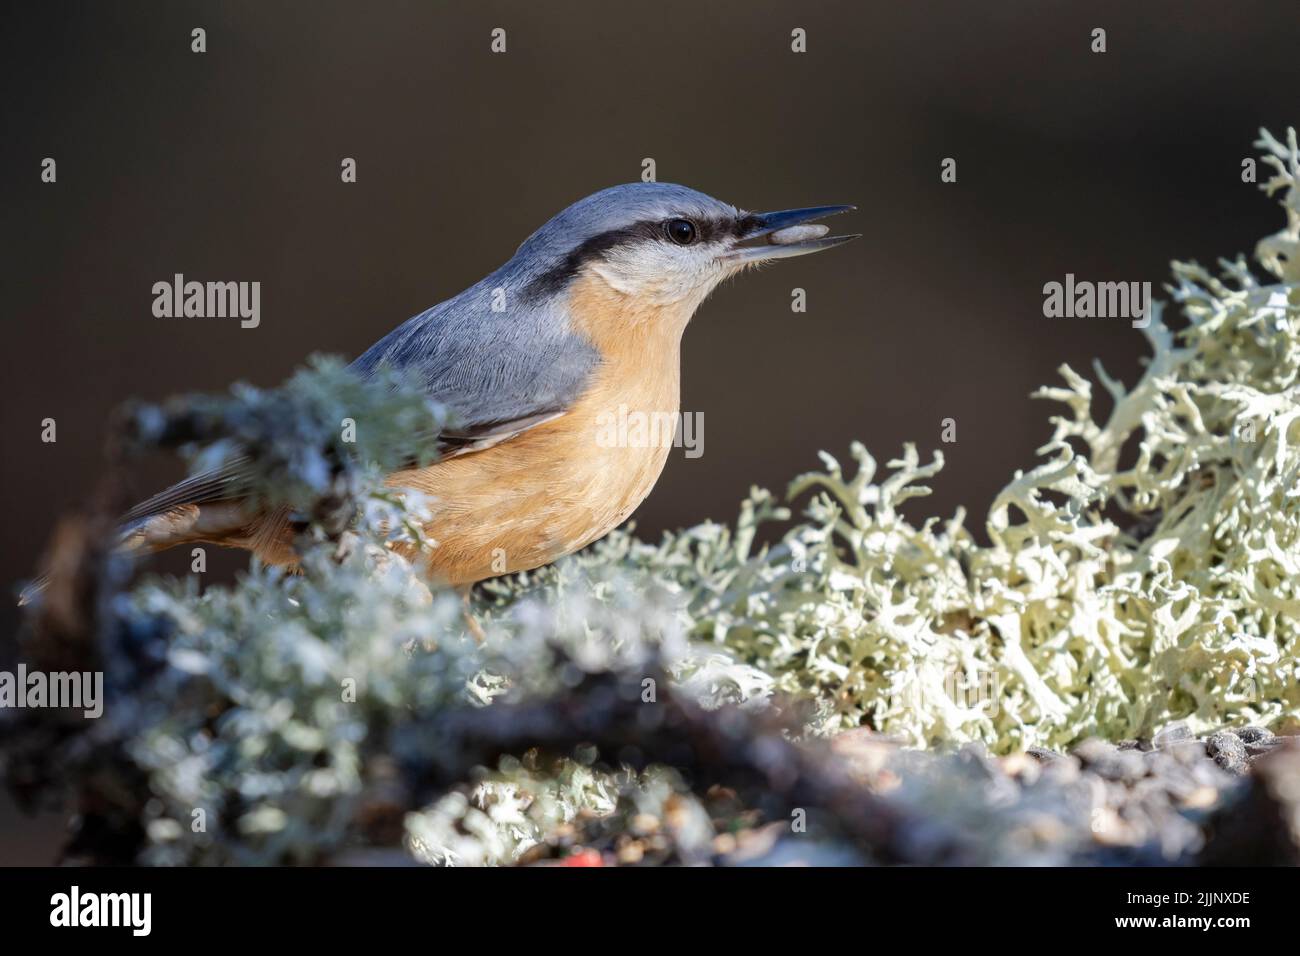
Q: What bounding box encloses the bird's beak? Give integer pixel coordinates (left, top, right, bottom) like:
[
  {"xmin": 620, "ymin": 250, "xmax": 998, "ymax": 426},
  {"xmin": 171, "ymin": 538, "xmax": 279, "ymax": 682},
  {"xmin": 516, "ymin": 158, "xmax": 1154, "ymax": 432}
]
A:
[{"xmin": 724, "ymin": 204, "xmax": 860, "ymax": 263}]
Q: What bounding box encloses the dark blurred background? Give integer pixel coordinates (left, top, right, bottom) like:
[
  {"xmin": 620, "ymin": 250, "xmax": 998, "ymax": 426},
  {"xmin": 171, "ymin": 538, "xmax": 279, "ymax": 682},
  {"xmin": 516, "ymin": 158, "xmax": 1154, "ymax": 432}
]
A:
[{"xmin": 2, "ymin": 0, "xmax": 1297, "ymax": 862}]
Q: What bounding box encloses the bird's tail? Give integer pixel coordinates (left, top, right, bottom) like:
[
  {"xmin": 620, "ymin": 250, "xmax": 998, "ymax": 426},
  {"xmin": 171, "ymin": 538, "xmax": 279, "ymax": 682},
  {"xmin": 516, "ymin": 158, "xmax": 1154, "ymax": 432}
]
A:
[
  {"xmin": 16, "ymin": 509, "xmax": 208, "ymax": 607},
  {"xmin": 18, "ymin": 494, "xmax": 294, "ymax": 608}
]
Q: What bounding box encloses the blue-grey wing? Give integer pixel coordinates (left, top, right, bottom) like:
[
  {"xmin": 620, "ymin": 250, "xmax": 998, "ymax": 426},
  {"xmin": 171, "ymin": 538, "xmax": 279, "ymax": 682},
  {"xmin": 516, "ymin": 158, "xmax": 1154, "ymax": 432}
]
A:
[
  {"xmin": 349, "ymin": 279, "xmax": 599, "ymax": 456},
  {"xmin": 122, "ymin": 282, "xmax": 599, "ymax": 526}
]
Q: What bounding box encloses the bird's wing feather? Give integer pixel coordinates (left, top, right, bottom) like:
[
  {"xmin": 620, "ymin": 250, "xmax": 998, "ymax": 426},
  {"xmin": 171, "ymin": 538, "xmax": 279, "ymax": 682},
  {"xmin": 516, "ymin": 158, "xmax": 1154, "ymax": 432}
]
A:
[
  {"xmin": 436, "ymin": 409, "xmax": 567, "ymax": 457},
  {"xmin": 121, "ymin": 455, "xmax": 257, "ymax": 524},
  {"xmin": 354, "ymin": 278, "xmax": 600, "ymax": 436},
  {"xmin": 351, "ymin": 275, "xmax": 599, "ymax": 453},
  {"xmin": 120, "ymin": 281, "xmax": 599, "ymax": 528}
]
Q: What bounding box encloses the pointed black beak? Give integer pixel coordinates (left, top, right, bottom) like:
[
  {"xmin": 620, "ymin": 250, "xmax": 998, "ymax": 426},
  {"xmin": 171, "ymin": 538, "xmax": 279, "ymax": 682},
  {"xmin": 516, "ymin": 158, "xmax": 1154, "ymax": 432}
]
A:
[{"xmin": 726, "ymin": 204, "xmax": 860, "ymax": 262}]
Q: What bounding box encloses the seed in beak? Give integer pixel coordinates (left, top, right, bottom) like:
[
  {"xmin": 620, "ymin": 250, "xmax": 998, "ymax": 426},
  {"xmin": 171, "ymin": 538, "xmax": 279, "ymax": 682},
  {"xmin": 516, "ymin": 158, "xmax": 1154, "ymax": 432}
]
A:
[{"xmin": 768, "ymin": 223, "xmax": 830, "ymax": 245}]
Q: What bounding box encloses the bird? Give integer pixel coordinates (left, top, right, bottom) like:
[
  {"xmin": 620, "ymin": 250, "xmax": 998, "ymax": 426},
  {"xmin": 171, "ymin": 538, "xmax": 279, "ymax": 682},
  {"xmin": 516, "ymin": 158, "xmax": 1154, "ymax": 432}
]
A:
[{"xmin": 47, "ymin": 184, "xmax": 859, "ymax": 593}]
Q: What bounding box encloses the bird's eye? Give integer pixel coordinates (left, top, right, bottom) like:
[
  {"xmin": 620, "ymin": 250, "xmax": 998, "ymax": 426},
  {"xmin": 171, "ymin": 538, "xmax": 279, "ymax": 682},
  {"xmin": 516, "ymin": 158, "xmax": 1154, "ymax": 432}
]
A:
[{"xmin": 664, "ymin": 218, "xmax": 697, "ymax": 245}]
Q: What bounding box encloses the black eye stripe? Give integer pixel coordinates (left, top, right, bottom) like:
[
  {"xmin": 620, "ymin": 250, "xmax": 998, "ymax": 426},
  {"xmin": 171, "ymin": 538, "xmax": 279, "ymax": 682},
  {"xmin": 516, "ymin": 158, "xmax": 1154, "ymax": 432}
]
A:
[
  {"xmin": 523, "ymin": 214, "xmax": 745, "ymax": 299},
  {"xmin": 675, "ymin": 216, "xmax": 747, "ymax": 243}
]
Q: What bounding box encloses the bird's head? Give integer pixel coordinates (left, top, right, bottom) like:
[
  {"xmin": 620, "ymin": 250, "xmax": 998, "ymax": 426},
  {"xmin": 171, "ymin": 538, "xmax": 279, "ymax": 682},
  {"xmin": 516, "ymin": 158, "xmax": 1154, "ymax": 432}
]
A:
[{"xmin": 514, "ymin": 183, "xmax": 858, "ymax": 323}]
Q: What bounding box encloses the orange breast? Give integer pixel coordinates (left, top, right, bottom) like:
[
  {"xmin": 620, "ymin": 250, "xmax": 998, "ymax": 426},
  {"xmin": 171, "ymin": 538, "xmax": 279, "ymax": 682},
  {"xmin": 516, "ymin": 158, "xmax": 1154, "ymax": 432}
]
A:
[{"xmin": 388, "ymin": 272, "xmax": 691, "ymax": 585}]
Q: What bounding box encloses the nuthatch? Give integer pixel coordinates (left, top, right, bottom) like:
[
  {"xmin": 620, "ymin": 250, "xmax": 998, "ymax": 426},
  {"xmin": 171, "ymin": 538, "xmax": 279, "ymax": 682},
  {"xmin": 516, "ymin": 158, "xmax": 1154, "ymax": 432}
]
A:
[{"xmin": 115, "ymin": 184, "xmax": 859, "ymax": 586}]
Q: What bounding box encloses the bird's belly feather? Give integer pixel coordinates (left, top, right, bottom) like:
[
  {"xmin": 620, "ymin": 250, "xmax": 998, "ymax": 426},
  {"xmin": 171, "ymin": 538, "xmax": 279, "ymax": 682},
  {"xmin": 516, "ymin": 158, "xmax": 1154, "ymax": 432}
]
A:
[{"xmin": 390, "ymin": 353, "xmax": 679, "ymax": 586}]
